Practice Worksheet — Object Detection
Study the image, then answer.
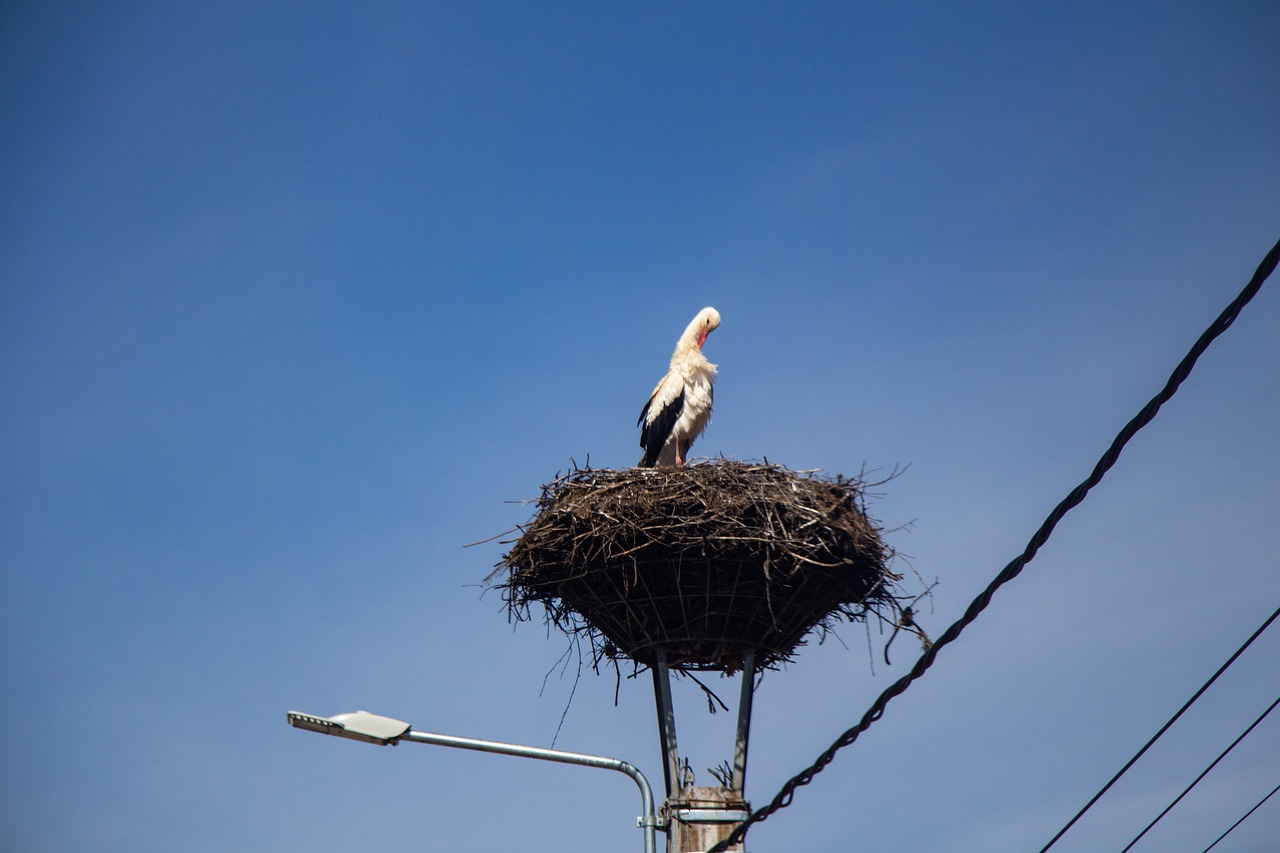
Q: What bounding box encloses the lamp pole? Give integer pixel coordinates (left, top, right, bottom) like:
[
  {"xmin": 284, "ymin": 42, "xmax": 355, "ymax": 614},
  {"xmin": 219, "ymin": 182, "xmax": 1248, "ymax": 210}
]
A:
[{"xmin": 287, "ymin": 710, "xmax": 660, "ymax": 853}]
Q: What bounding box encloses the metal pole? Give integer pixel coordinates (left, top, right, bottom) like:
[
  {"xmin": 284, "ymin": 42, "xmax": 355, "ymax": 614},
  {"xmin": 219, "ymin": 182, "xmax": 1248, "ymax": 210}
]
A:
[
  {"xmin": 652, "ymin": 650, "xmax": 682, "ymax": 799},
  {"xmin": 400, "ymin": 728, "xmax": 659, "ymax": 853},
  {"xmin": 730, "ymin": 651, "xmax": 756, "ymax": 792}
]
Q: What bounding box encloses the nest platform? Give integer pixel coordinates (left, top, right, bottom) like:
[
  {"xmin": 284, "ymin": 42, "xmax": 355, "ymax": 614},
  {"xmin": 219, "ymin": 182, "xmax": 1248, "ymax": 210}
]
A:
[{"xmin": 490, "ymin": 460, "xmax": 908, "ymax": 672}]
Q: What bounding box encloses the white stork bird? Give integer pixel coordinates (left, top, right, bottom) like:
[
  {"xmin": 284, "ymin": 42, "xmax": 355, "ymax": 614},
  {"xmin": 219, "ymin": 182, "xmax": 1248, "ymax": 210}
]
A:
[{"xmin": 637, "ymin": 306, "xmax": 721, "ymax": 467}]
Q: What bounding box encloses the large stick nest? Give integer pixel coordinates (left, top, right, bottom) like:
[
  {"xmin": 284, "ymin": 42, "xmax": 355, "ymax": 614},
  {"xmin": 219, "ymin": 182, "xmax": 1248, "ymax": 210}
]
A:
[{"xmin": 489, "ymin": 460, "xmax": 916, "ymax": 673}]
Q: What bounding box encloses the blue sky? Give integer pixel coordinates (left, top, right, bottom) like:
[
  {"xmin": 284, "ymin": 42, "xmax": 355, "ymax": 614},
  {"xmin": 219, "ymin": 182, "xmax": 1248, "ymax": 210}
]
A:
[{"xmin": 2, "ymin": 3, "xmax": 1278, "ymax": 851}]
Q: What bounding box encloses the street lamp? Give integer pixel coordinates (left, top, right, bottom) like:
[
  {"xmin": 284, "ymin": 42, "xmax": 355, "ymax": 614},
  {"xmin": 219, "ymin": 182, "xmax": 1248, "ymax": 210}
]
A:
[{"xmin": 287, "ymin": 709, "xmax": 660, "ymax": 853}]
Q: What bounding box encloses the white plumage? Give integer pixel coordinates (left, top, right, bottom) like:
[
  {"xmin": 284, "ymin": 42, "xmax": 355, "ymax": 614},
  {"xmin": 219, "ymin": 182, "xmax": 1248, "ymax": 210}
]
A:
[{"xmin": 637, "ymin": 307, "xmax": 721, "ymax": 467}]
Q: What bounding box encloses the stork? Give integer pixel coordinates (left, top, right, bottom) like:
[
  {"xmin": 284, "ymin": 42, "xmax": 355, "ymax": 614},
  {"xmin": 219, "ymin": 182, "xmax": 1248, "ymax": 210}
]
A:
[{"xmin": 637, "ymin": 307, "xmax": 721, "ymax": 467}]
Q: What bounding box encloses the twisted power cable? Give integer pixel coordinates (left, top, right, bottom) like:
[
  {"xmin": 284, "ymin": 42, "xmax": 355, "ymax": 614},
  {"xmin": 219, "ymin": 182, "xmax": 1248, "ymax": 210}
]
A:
[{"xmin": 708, "ymin": 235, "xmax": 1280, "ymax": 853}]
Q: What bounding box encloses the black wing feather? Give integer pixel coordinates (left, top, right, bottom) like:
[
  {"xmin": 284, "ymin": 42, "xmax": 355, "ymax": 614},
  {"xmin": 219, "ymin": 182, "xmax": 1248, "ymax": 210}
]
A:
[{"xmin": 638, "ymin": 388, "xmax": 684, "ymax": 467}]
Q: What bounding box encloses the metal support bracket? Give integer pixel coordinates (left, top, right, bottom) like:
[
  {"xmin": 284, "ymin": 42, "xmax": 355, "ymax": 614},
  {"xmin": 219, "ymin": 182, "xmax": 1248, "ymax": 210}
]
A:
[
  {"xmin": 673, "ymin": 808, "xmax": 752, "ymax": 824},
  {"xmin": 730, "ymin": 651, "xmax": 756, "ymax": 792},
  {"xmin": 652, "ymin": 649, "xmax": 682, "ymax": 799}
]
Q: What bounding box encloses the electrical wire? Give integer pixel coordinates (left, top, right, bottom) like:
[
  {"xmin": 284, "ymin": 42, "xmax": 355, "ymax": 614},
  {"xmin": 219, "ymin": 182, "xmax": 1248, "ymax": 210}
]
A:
[
  {"xmin": 1120, "ymin": 693, "xmax": 1280, "ymax": 852},
  {"xmin": 1201, "ymin": 780, "xmax": 1280, "ymax": 852},
  {"xmin": 706, "ymin": 235, "xmax": 1280, "ymax": 853},
  {"xmin": 1038, "ymin": 603, "xmax": 1280, "ymax": 851}
]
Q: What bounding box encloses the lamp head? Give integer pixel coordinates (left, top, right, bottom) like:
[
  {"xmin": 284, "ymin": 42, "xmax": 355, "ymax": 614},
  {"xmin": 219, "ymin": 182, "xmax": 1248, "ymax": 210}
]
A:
[{"xmin": 287, "ymin": 710, "xmax": 411, "ymax": 746}]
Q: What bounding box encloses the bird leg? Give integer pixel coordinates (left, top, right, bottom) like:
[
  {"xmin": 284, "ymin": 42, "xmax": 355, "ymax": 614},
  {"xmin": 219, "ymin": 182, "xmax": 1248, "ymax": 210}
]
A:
[{"xmin": 675, "ymin": 439, "xmax": 685, "ymax": 466}]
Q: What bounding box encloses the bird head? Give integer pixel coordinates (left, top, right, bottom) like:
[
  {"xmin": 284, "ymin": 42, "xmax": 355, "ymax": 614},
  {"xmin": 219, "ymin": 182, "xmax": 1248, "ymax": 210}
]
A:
[{"xmin": 693, "ymin": 306, "xmax": 721, "ymax": 349}]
